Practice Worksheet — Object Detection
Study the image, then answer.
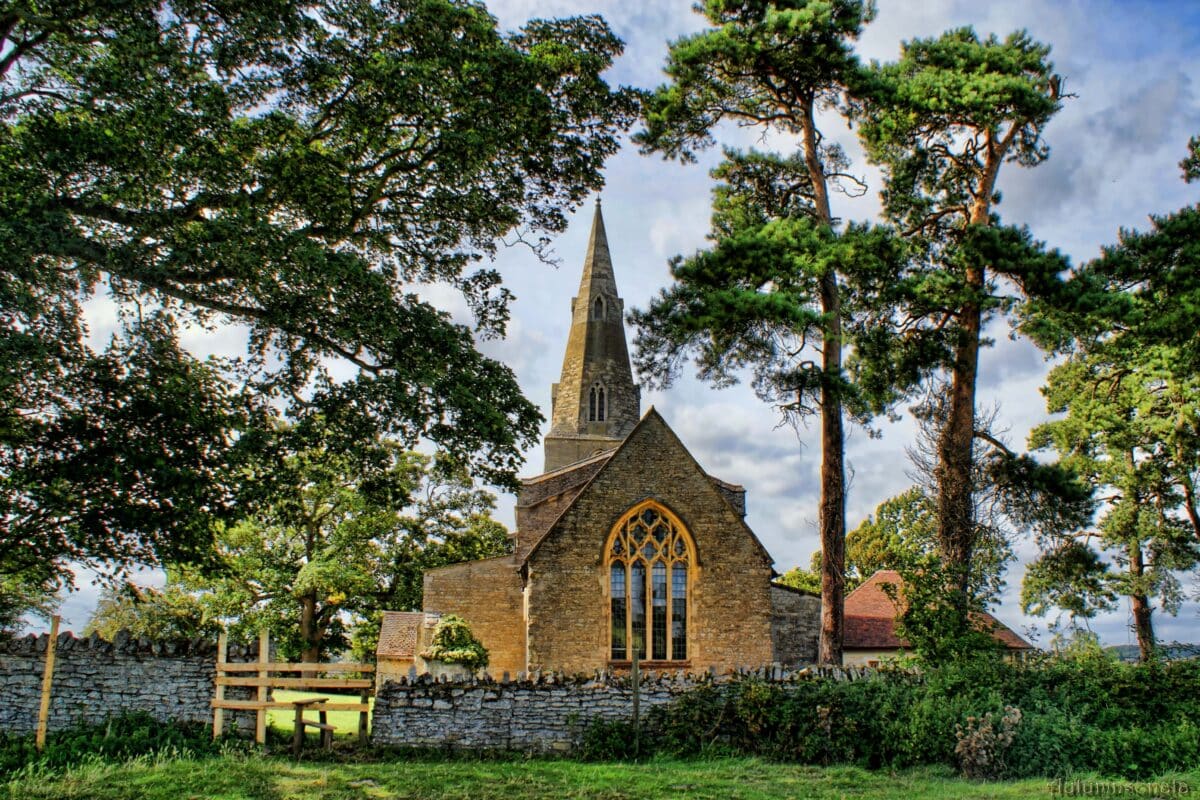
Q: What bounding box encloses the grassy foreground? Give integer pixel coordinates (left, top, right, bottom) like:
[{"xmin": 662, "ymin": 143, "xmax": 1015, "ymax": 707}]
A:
[{"xmin": 6, "ymin": 754, "xmax": 1198, "ymax": 800}]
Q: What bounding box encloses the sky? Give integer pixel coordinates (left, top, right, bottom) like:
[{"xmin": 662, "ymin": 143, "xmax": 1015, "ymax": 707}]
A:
[{"xmin": 50, "ymin": 0, "xmax": 1200, "ymax": 649}]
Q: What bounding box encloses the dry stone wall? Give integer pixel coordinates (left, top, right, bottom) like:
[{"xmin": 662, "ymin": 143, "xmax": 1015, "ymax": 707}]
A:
[
  {"xmin": 0, "ymin": 630, "xmax": 259, "ymax": 735},
  {"xmin": 372, "ymin": 665, "xmax": 880, "ymax": 752}
]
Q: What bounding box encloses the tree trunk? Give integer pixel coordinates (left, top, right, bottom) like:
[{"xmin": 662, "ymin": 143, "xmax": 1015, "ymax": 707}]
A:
[
  {"xmin": 818, "ymin": 271, "xmax": 846, "ymax": 665},
  {"xmin": 934, "ymin": 159, "xmax": 1001, "ymax": 618},
  {"xmin": 1129, "ymin": 540, "xmax": 1156, "ymax": 662},
  {"xmin": 935, "ymin": 289, "xmax": 981, "ymax": 609},
  {"xmin": 803, "ymin": 98, "xmax": 845, "ymax": 666},
  {"xmin": 299, "ymin": 594, "xmax": 321, "ymax": 664}
]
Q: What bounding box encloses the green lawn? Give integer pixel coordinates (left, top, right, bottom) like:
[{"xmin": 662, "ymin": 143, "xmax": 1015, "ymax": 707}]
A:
[
  {"xmin": 6, "ymin": 755, "xmax": 1198, "ymax": 800},
  {"xmin": 266, "ymin": 690, "xmax": 374, "ymax": 738}
]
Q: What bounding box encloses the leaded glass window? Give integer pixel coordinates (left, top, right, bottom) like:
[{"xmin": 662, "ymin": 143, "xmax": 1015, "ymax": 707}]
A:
[
  {"xmin": 605, "ymin": 502, "xmax": 693, "ymax": 662},
  {"xmin": 610, "ymin": 564, "xmax": 626, "ymax": 660}
]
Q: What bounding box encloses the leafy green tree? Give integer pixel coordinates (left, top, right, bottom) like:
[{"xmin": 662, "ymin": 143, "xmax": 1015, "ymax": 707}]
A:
[
  {"xmin": 181, "ymin": 424, "xmax": 509, "ymax": 661},
  {"xmin": 1, "ymin": 0, "xmax": 636, "ymax": 598},
  {"xmin": 855, "ymin": 27, "xmax": 1072, "ymax": 612},
  {"xmin": 1023, "ymin": 348, "xmax": 1200, "ymax": 661},
  {"xmin": 1, "ymin": 316, "xmax": 245, "ymax": 591},
  {"xmin": 784, "ymin": 485, "xmax": 1012, "ymax": 601},
  {"xmin": 85, "ymin": 581, "xmax": 221, "ymax": 642},
  {"xmin": 634, "ymin": 0, "xmax": 908, "ymax": 665}
]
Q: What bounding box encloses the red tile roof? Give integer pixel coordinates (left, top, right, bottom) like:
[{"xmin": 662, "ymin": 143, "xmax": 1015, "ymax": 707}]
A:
[
  {"xmin": 843, "ymin": 570, "xmax": 1032, "ymax": 651},
  {"xmin": 376, "ymin": 611, "xmax": 424, "ymax": 659}
]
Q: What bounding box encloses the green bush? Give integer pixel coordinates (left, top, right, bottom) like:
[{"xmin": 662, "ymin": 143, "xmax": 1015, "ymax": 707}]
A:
[
  {"xmin": 0, "ymin": 712, "xmax": 244, "ymax": 774},
  {"xmin": 640, "ymin": 655, "xmax": 1200, "ymax": 779},
  {"xmin": 420, "ymin": 615, "xmax": 489, "ymax": 672}
]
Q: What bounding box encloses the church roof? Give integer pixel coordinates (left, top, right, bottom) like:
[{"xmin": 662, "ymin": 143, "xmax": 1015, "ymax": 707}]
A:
[{"xmin": 843, "ymin": 570, "xmax": 1033, "ymax": 651}]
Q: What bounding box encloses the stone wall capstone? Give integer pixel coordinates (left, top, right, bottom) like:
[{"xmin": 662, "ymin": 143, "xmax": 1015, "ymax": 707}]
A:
[{"xmin": 0, "ymin": 630, "xmax": 260, "ymax": 735}]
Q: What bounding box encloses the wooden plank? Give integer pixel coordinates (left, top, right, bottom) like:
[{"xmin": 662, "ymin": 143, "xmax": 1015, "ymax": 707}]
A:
[
  {"xmin": 35, "ymin": 615, "xmax": 60, "ymax": 753},
  {"xmin": 255, "ymin": 629, "xmax": 269, "ymax": 745},
  {"xmin": 217, "ymin": 662, "xmax": 374, "ymax": 673},
  {"xmin": 212, "ymin": 699, "xmax": 369, "ymax": 712},
  {"xmin": 212, "ymin": 630, "xmax": 227, "ymax": 740},
  {"xmin": 216, "ymin": 676, "xmax": 375, "ymax": 690}
]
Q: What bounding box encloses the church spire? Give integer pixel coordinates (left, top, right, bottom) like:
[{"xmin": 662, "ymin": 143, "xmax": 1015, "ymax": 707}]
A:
[{"xmin": 543, "ymin": 198, "xmax": 641, "ymax": 472}]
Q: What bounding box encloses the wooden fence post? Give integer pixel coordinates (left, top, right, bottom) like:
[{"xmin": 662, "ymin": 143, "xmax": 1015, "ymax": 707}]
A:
[
  {"xmin": 631, "ymin": 651, "xmax": 640, "ymax": 757},
  {"xmin": 35, "ymin": 615, "xmax": 60, "ymax": 752},
  {"xmin": 256, "ymin": 629, "xmax": 269, "ymax": 745},
  {"xmin": 212, "ymin": 630, "xmax": 227, "ymax": 740},
  {"xmin": 358, "ymin": 687, "xmax": 369, "ymax": 745}
]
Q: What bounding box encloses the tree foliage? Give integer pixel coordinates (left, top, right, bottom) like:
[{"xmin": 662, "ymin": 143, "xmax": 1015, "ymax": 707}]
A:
[
  {"xmin": 175, "ymin": 425, "xmax": 509, "ymax": 661},
  {"xmin": 855, "ymin": 27, "xmax": 1071, "ymax": 607},
  {"xmin": 1, "ymin": 0, "xmax": 636, "ymax": 595},
  {"xmin": 1023, "ymin": 348, "xmax": 1200, "ymax": 660},
  {"xmin": 85, "ymin": 581, "xmax": 221, "ymax": 642}
]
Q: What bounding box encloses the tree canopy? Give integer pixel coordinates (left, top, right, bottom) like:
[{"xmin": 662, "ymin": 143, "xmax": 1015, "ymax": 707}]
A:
[{"xmin": 1, "ymin": 0, "xmax": 637, "ymax": 593}]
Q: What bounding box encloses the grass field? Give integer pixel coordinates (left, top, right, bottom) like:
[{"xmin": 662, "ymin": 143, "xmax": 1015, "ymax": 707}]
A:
[
  {"xmin": 5, "ymin": 755, "xmax": 1198, "ymax": 800},
  {"xmin": 266, "ymin": 690, "xmax": 374, "ymax": 738}
]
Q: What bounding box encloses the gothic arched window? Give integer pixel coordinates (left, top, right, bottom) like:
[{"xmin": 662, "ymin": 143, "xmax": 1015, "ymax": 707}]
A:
[
  {"xmin": 592, "ymin": 297, "xmax": 605, "ymax": 320},
  {"xmin": 606, "ymin": 502, "xmax": 692, "ymax": 662},
  {"xmin": 589, "ymin": 383, "xmax": 606, "ymax": 422}
]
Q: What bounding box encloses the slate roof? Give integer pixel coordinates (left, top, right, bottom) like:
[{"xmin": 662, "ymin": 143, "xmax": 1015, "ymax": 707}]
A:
[
  {"xmin": 376, "ymin": 611, "xmax": 424, "ymax": 659},
  {"xmin": 843, "ymin": 570, "xmax": 1033, "ymax": 651}
]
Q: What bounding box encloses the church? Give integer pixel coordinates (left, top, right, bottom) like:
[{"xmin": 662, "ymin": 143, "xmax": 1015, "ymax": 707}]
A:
[{"xmin": 377, "ymin": 201, "xmax": 820, "ymax": 679}]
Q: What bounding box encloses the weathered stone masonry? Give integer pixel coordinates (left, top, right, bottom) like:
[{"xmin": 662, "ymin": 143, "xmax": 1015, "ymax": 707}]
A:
[
  {"xmin": 371, "ymin": 665, "xmax": 879, "ymax": 752},
  {"xmin": 0, "ymin": 631, "xmax": 259, "ymax": 735}
]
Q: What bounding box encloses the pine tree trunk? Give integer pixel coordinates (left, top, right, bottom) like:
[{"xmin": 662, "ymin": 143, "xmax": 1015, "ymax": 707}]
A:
[
  {"xmin": 935, "ymin": 288, "xmax": 981, "ymax": 610},
  {"xmin": 818, "ymin": 271, "xmax": 846, "ymax": 665},
  {"xmin": 1129, "ymin": 541, "xmax": 1156, "ymax": 662},
  {"xmin": 803, "ymin": 98, "xmax": 845, "ymax": 666}
]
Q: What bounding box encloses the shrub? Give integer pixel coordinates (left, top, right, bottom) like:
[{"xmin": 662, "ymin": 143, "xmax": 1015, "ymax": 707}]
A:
[
  {"xmin": 643, "ymin": 655, "xmax": 1200, "ymax": 780},
  {"xmin": 0, "ymin": 712, "xmax": 244, "ymax": 774},
  {"xmin": 955, "ymin": 705, "xmax": 1021, "ymax": 779},
  {"xmin": 420, "ymin": 614, "xmax": 488, "ymax": 671}
]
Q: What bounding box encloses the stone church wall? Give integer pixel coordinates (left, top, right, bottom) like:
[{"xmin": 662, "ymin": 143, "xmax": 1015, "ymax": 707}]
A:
[
  {"xmin": 372, "ymin": 665, "xmax": 879, "ymax": 752},
  {"xmin": 0, "ymin": 631, "xmax": 258, "ymax": 735},
  {"xmin": 423, "ymin": 556, "xmax": 526, "ymax": 678},
  {"xmin": 769, "ymin": 585, "xmax": 821, "ymax": 666},
  {"xmin": 526, "ymin": 412, "xmax": 776, "ymax": 674}
]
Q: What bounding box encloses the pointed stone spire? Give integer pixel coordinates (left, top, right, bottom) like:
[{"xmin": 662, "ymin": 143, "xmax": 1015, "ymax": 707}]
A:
[{"xmin": 544, "ymin": 198, "xmax": 640, "ymax": 472}]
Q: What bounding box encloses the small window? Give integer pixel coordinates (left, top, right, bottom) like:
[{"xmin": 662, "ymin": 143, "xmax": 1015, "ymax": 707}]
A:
[
  {"xmin": 593, "ymin": 297, "xmax": 604, "ymax": 320},
  {"xmin": 589, "ymin": 383, "xmax": 606, "ymax": 422}
]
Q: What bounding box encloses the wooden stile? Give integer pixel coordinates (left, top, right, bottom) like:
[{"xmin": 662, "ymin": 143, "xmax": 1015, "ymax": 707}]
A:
[
  {"xmin": 210, "ymin": 628, "xmax": 375, "ymax": 750},
  {"xmin": 35, "ymin": 615, "xmax": 60, "ymax": 752}
]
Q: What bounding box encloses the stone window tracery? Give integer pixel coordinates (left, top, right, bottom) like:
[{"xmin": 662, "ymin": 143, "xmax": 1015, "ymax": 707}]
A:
[{"xmin": 605, "ymin": 502, "xmax": 692, "ymax": 662}]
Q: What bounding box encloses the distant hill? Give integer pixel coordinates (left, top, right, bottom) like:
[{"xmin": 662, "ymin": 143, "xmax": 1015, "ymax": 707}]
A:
[{"xmin": 1105, "ymin": 643, "xmax": 1200, "ymax": 662}]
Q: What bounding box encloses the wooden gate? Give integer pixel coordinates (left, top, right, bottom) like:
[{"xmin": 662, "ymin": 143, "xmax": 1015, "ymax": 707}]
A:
[{"xmin": 210, "ymin": 630, "xmax": 374, "ymax": 745}]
